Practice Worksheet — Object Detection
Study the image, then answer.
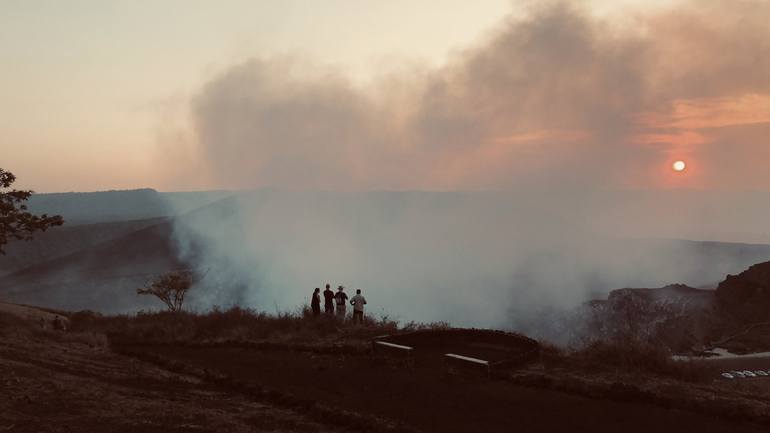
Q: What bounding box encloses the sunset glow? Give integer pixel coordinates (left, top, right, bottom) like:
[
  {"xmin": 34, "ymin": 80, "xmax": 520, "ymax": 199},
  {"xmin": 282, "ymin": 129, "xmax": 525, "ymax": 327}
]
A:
[
  {"xmin": 5, "ymin": 3, "xmax": 770, "ymax": 426},
  {"xmin": 2, "ymin": 0, "xmax": 770, "ymax": 193}
]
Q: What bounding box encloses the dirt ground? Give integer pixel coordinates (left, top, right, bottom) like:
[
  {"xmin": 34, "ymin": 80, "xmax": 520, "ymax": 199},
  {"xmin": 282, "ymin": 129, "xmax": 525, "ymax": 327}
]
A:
[
  {"xmin": 0, "ymin": 326, "xmax": 344, "ymax": 433},
  {"xmin": 130, "ymin": 344, "xmax": 770, "ymax": 433}
]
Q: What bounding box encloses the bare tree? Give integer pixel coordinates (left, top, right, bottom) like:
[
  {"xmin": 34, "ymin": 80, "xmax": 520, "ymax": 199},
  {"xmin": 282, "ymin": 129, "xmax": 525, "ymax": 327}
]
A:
[{"xmin": 136, "ymin": 270, "xmax": 198, "ymax": 312}]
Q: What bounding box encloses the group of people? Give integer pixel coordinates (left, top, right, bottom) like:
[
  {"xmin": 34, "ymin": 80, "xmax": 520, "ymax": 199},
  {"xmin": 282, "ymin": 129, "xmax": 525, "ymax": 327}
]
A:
[{"xmin": 311, "ymin": 284, "xmax": 367, "ymax": 324}]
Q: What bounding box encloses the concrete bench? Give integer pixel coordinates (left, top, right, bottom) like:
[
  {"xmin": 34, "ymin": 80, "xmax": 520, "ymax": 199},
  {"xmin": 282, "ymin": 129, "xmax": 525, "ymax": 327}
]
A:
[
  {"xmin": 372, "ymin": 341, "xmax": 414, "ymax": 366},
  {"xmin": 444, "ymin": 353, "xmax": 490, "ymax": 377}
]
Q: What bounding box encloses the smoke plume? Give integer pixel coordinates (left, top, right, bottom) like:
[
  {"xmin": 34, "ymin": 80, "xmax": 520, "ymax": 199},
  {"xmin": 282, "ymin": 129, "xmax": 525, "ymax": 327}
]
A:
[{"xmin": 168, "ymin": 1, "xmax": 770, "ymax": 331}]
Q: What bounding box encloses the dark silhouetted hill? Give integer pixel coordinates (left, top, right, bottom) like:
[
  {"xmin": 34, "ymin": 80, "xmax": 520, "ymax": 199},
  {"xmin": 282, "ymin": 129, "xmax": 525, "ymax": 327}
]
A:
[
  {"xmin": 716, "ymin": 261, "xmax": 770, "ymax": 323},
  {"xmin": 585, "ymin": 284, "xmax": 715, "ymax": 351},
  {"xmin": 584, "ymin": 261, "xmax": 770, "ymax": 353}
]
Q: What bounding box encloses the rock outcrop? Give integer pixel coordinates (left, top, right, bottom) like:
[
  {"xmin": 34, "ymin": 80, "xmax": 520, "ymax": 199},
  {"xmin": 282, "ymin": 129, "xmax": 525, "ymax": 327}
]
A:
[
  {"xmin": 582, "ymin": 261, "xmax": 770, "ymax": 353},
  {"xmin": 715, "ymin": 261, "xmax": 770, "ymax": 323},
  {"xmin": 585, "ymin": 284, "xmax": 714, "ymax": 352}
]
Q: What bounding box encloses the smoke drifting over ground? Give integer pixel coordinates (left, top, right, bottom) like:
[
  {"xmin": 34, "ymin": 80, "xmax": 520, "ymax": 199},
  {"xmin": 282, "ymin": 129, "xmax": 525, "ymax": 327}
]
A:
[{"xmin": 170, "ymin": 2, "xmax": 770, "ymax": 329}]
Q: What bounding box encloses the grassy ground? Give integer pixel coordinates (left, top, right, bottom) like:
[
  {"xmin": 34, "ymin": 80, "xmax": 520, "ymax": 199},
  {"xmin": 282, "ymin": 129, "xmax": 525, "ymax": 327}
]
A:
[
  {"xmin": 66, "ymin": 307, "xmax": 447, "ymax": 347},
  {"xmin": 564, "ymin": 338, "xmax": 713, "ymax": 382},
  {"xmin": 6, "ymin": 305, "xmax": 770, "ymax": 432},
  {"xmin": 66, "ymin": 307, "xmax": 720, "ymax": 384},
  {"xmin": 0, "ymin": 311, "xmax": 349, "ymax": 433}
]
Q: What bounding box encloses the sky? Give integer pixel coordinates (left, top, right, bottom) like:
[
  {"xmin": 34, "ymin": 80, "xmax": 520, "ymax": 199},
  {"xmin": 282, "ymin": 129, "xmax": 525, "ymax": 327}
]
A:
[{"xmin": 3, "ymin": 0, "xmax": 769, "ymax": 193}]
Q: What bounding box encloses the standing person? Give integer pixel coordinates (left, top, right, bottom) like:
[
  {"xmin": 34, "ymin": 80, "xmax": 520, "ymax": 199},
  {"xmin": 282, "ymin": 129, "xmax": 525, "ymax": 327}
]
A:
[
  {"xmin": 334, "ymin": 286, "xmax": 348, "ymax": 319},
  {"xmin": 311, "ymin": 288, "xmax": 321, "ymax": 316},
  {"xmin": 323, "ymin": 284, "xmax": 335, "ymax": 314},
  {"xmin": 350, "ymin": 289, "xmax": 367, "ymax": 325}
]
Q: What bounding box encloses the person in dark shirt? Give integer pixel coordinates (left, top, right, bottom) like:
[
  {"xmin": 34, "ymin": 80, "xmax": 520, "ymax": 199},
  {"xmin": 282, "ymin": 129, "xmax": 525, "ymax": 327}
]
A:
[
  {"xmin": 323, "ymin": 284, "xmax": 335, "ymax": 314},
  {"xmin": 311, "ymin": 288, "xmax": 321, "ymax": 316},
  {"xmin": 334, "ymin": 286, "xmax": 348, "ymax": 319}
]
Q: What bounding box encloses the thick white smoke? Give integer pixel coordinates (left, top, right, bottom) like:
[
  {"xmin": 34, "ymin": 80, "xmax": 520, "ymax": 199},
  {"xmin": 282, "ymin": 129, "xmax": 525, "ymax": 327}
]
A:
[{"xmin": 166, "ymin": 1, "xmax": 770, "ymax": 329}]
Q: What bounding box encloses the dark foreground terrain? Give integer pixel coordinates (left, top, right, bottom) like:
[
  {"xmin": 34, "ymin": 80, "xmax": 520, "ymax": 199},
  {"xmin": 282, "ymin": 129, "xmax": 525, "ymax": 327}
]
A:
[
  {"xmin": 4, "ymin": 305, "xmax": 770, "ymax": 433},
  {"xmin": 0, "ymin": 313, "xmax": 343, "ymax": 432},
  {"xmin": 118, "ymin": 342, "xmax": 769, "ymax": 433}
]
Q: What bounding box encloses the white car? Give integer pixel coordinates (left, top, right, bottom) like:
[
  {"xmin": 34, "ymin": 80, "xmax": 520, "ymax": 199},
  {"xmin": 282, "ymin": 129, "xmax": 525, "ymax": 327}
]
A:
[
  {"xmin": 721, "ymin": 372, "xmax": 736, "ymax": 379},
  {"xmin": 742, "ymin": 370, "xmax": 756, "ymax": 377}
]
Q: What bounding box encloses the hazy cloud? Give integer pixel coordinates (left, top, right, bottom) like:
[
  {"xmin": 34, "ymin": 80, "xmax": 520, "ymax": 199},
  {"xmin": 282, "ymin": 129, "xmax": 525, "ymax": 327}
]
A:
[{"xmin": 188, "ymin": 1, "xmax": 770, "ymax": 191}]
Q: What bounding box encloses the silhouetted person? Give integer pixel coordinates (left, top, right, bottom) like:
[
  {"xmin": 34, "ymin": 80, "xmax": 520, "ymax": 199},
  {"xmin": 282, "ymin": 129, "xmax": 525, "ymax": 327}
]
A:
[
  {"xmin": 334, "ymin": 286, "xmax": 348, "ymax": 318},
  {"xmin": 311, "ymin": 288, "xmax": 321, "ymax": 316},
  {"xmin": 350, "ymin": 289, "xmax": 367, "ymax": 324},
  {"xmin": 323, "ymin": 284, "xmax": 335, "ymax": 314}
]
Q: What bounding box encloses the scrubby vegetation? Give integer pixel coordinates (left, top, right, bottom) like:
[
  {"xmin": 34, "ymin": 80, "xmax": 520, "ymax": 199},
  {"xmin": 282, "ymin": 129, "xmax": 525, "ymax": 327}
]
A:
[
  {"xmin": 68, "ymin": 306, "xmax": 448, "ymax": 347},
  {"xmin": 136, "ymin": 269, "xmax": 198, "ymax": 312},
  {"xmin": 62, "ymin": 304, "xmax": 712, "ymax": 382},
  {"xmin": 568, "ymin": 337, "xmax": 712, "ymax": 382},
  {"xmin": 0, "ymin": 310, "xmax": 107, "ymax": 349}
]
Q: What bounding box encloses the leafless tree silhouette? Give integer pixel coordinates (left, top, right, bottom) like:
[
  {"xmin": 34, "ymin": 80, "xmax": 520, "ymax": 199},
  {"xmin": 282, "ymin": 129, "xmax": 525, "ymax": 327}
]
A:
[{"xmin": 137, "ymin": 269, "xmax": 198, "ymax": 312}]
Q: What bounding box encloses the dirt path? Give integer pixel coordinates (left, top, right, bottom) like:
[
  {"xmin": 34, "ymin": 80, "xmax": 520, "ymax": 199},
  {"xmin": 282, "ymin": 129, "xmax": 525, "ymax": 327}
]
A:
[{"xmin": 137, "ymin": 344, "xmax": 768, "ymax": 433}]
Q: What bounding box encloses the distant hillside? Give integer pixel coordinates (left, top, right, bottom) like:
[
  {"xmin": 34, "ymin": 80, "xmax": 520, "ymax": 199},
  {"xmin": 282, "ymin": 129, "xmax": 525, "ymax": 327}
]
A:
[
  {"xmin": 0, "ymin": 218, "xmax": 165, "ymax": 277},
  {"xmin": 2, "ymin": 188, "xmax": 231, "ymax": 274},
  {"xmin": 26, "ymin": 188, "xmax": 232, "ymax": 225},
  {"xmin": 0, "ymin": 196, "xmax": 237, "ymax": 313},
  {"xmin": 26, "ymin": 189, "xmax": 173, "ymax": 225},
  {"xmin": 0, "ymin": 220, "xmax": 188, "ymax": 313}
]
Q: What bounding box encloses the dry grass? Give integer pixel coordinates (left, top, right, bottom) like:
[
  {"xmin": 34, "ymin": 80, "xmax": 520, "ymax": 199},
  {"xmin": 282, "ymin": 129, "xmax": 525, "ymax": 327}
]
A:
[
  {"xmin": 569, "ymin": 337, "xmax": 712, "ymax": 382},
  {"xmin": 0, "ymin": 312, "xmax": 349, "ymax": 433},
  {"xmin": 68, "ymin": 306, "xmax": 446, "ymax": 347},
  {"xmin": 0, "ymin": 310, "xmax": 108, "ymax": 352}
]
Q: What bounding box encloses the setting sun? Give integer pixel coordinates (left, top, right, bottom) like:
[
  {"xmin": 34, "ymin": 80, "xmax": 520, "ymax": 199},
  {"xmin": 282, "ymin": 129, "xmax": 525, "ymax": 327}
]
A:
[{"xmin": 672, "ymin": 160, "xmax": 686, "ymax": 172}]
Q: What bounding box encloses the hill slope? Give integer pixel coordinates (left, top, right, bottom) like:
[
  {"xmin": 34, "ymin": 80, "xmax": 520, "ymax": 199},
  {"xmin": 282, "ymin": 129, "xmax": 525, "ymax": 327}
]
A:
[
  {"xmin": 0, "ymin": 218, "xmax": 165, "ymax": 277},
  {"xmin": 26, "ymin": 188, "xmax": 233, "ymax": 225},
  {"xmin": 0, "ymin": 220, "xmax": 187, "ymax": 313}
]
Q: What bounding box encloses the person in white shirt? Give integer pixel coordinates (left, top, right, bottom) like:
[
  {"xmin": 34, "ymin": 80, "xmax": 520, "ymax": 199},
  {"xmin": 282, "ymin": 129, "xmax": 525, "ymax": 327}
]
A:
[{"xmin": 349, "ymin": 289, "xmax": 367, "ymax": 324}]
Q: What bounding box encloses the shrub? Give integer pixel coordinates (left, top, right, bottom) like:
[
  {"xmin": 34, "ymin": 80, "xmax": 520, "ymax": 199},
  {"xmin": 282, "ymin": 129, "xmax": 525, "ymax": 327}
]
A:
[
  {"xmin": 571, "ymin": 337, "xmax": 711, "ymax": 382},
  {"xmin": 70, "ymin": 307, "xmax": 439, "ymax": 346},
  {"xmin": 136, "ymin": 270, "xmax": 197, "ymax": 312}
]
